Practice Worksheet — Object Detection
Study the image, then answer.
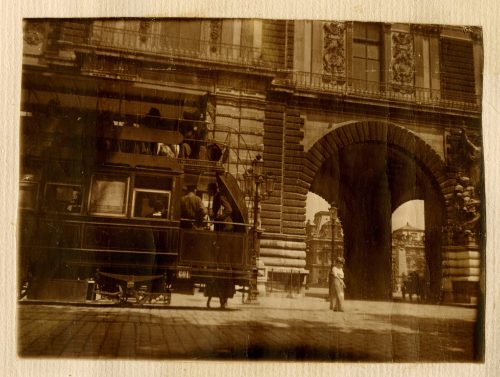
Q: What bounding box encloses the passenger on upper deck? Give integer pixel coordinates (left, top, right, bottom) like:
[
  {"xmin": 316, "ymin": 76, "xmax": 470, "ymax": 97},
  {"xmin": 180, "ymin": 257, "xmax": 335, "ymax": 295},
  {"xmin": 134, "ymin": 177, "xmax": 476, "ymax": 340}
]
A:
[
  {"xmin": 181, "ymin": 109, "xmax": 208, "ymax": 160},
  {"xmin": 143, "ymin": 107, "xmax": 178, "ymax": 157},
  {"xmin": 180, "ymin": 185, "xmax": 208, "ymax": 229}
]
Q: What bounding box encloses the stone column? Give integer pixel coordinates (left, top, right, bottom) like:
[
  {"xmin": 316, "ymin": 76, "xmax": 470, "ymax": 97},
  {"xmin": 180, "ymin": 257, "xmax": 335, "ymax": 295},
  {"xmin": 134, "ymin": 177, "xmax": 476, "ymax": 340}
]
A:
[{"xmin": 339, "ymin": 144, "xmax": 393, "ymax": 300}]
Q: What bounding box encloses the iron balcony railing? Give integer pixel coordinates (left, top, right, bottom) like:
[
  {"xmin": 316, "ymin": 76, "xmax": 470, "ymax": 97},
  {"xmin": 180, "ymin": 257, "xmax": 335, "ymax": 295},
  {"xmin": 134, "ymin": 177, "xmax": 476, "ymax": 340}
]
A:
[
  {"xmin": 59, "ymin": 24, "xmax": 276, "ymax": 69},
  {"xmin": 277, "ymin": 71, "xmax": 481, "ymax": 112}
]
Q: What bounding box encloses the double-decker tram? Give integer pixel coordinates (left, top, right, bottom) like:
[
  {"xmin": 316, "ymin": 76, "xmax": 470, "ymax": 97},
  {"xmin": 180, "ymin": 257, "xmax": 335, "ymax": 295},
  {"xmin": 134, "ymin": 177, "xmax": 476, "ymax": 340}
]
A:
[{"xmin": 18, "ymin": 100, "xmax": 253, "ymax": 308}]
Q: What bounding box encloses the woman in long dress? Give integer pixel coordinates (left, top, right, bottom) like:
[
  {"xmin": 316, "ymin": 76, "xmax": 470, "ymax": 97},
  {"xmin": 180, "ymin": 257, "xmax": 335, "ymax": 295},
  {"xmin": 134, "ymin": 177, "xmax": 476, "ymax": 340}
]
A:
[{"xmin": 331, "ymin": 257, "xmax": 346, "ymax": 312}]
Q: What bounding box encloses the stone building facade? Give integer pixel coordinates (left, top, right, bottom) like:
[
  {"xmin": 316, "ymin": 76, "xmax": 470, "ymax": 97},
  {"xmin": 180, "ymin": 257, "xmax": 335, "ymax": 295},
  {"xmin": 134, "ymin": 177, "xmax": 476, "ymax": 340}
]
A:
[{"xmin": 21, "ymin": 19, "xmax": 484, "ymax": 302}]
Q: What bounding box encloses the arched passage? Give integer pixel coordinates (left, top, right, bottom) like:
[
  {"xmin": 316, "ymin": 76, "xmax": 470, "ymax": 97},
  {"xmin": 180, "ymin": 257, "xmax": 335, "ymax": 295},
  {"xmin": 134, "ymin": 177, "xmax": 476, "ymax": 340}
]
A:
[{"xmin": 304, "ymin": 121, "xmax": 450, "ymax": 301}]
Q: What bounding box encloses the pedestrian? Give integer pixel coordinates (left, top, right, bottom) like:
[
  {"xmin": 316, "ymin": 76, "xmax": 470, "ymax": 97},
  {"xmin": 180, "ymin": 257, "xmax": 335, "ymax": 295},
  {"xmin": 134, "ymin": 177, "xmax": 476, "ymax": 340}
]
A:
[
  {"xmin": 330, "ymin": 256, "xmax": 346, "ymax": 312},
  {"xmin": 180, "ymin": 185, "xmax": 207, "ymax": 229}
]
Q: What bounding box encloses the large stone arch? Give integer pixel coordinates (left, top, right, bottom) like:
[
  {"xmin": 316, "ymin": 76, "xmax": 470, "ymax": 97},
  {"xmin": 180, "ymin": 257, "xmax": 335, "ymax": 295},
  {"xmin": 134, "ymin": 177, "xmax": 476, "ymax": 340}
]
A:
[
  {"xmin": 303, "ymin": 120, "xmax": 453, "ymax": 300},
  {"xmin": 304, "ymin": 121, "xmax": 450, "ymax": 202}
]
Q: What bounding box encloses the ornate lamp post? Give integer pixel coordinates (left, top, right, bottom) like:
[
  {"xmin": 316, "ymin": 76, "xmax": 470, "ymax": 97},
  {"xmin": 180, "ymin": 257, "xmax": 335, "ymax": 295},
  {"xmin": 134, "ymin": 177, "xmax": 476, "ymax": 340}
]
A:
[
  {"xmin": 241, "ymin": 155, "xmax": 276, "ymax": 302},
  {"xmin": 328, "ymin": 202, "xmax": 338, "ymax": 305}
]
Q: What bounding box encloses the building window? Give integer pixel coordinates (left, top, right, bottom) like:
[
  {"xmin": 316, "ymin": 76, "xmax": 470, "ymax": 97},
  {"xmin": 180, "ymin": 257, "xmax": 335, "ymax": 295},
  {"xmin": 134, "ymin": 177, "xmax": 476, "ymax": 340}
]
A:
[
  {"xmin": 351, "ymin": 22, "xmax": 382, "ymax": 92},
  {"xmin": 160, "ymin": 20, "xmax": 201, "ymax": 52},
  {"xmin": 440, "ymin": 38, "xmax": 475, "ymax": 102}
]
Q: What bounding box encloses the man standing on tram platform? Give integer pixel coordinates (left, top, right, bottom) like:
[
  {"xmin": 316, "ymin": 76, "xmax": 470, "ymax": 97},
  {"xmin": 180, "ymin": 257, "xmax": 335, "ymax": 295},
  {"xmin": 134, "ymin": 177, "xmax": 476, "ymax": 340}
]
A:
[{"xmin": 180, "ymin": 185, "xmax": 207, "ymax": 229}]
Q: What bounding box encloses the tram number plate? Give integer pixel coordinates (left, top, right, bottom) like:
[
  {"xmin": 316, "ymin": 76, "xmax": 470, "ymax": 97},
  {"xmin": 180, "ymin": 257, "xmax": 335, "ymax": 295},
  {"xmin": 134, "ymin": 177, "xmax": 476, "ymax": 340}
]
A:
[{"xmin": 177, "ymin": 270, "xmax": 191, "ymax": 279}]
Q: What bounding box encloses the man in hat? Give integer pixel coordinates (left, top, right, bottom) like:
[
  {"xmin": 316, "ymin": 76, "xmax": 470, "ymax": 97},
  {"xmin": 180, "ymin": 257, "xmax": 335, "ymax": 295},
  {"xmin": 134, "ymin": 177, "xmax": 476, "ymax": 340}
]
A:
[
  {"xmin": 330, "ymin": 256, "xmax": 346, "ymax": 312},
  {"xmin": 180, "ymin": 185, "xmax": 207, "ymax": 229}
]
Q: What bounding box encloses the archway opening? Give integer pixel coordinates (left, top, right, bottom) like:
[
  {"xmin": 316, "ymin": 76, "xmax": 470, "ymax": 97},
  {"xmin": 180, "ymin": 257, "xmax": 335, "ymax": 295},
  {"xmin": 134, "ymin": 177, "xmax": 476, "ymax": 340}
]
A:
[
  {"xmin": 391, "ymin": 200, "xmax": 427, "ymax": 300},
  {"xmin": 305, "ymin": 192, "xmax": 345, "ymax": 288},
  {"xmin": 307, "ymin": 130, "xmax": 445, "ymax": 301}
]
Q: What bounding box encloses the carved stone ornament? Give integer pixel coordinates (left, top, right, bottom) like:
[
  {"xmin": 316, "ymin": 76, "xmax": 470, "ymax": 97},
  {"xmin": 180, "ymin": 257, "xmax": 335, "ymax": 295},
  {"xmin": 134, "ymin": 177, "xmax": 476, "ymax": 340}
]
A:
[
  {"xmin": 446, "ymin": 126, "xmax": 482, "ymax": 188},
  {"xmin": 447, "ymin": 176, "xmax": 481, "ymax": 246},
  {"xmin": 445, "ymin": 126, "xmax": 483, "ymax": 246},
  {"xmin": 391, "ymin": 32, "xmax": 415, "ymax": 93},
  {"xmin": 24, "ymin": 21, "xmax": 45, "ymax": 45},
  {"xmin": 322, "ymin": 22, "xmax": 346, "ymax": 84},
  {"xmin": 210, "ymin": 19, "xmax": 222, "ymax": 53},
  {"xmin": 139, "ymin": 20, "xmax": 153, "ymax": 43}
]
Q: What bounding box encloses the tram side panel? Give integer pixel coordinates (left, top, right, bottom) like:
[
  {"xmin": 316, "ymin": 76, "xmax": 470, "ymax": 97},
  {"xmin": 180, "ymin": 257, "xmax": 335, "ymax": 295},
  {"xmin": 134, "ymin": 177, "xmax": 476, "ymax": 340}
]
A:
[
  {"xmin": 178, "ymin": 229, "xmax": 251, "ymax": 281},
  {"xmin": 177, "ymin": 228, "xmax": 252, "ymax": 302}
]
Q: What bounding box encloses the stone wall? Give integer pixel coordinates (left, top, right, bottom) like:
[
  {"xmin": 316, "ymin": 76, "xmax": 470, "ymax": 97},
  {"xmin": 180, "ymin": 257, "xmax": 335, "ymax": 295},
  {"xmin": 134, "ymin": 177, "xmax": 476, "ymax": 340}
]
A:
[{"xmin": 259, "ymin": 102, "xmax": 308, "ymax": 273}]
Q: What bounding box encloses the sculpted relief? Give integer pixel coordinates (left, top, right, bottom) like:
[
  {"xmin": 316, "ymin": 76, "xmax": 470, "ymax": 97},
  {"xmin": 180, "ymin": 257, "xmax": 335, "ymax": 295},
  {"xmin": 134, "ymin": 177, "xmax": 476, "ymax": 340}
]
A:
[
  {"xmin": 322, "ymin": 22, "xmax": 346, "ymax": 84},
  {"xmin": 447, "ymin": 128, "xmax": 483, "ymax": 246},
  {"xmin": 391, "ymin": 32, "xmax": 415, "ymax": 93}
]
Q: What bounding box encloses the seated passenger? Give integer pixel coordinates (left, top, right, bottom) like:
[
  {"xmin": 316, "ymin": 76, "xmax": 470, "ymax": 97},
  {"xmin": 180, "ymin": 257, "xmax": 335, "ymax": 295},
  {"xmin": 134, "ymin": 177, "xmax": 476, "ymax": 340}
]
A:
[
  {"xmin": 143, "ymin": 107, "xmax": 162, "ymax": 129},
  {"xmin": 66, "ymin": 189, "xmax": 82, "ymax": 213},
  {"xmin": 181, "ymin": 110, "xmax": 208, "ymax": 159},
  {"xmin": 179, "ymin": 126, "xmax": 194, "ymax": 159},
  {"xmin": 193, "ymin": 122, "xmax": 208, "ymax": 160},
  {"xmin": 206, "ymin": 143, "xmax": 223, "ymax": 162},
  {"xmin": 180, "ymin": 185, "xmax": 207, "ymax": 229},
  {"xmin": 142, "ymin": 107, "xmax": 178, "ymax": 156},
  {"xmin": 146, "ymin": 199, "xmax": 167, "ymax": 219},
  {"xmin": 156, "ymin": 143, "xmax": 177, "ymax": 158}
]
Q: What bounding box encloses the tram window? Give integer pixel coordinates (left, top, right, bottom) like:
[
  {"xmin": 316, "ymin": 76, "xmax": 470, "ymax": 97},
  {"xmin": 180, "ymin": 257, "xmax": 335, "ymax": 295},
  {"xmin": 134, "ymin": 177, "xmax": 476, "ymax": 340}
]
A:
[
  {"xmin": 19, "ymin": 167, "xmax": 40, "ymax": 210},
  {"xmin": 89, "ymin": 175, "xmax": 129, "ymax": 216},
  {"xmin": 134, "ymin": 175, "xmax": 173, "ymax": 191},
  {"xmin": 19, "ymin": 182, "xmax": 38, "ymax": 210},
  {"xmin": 44, "ymin": 183, "xmax": 83, "ymax": 213},
  {"xmin": 132, "ymin": 189, "xmax": 170, "ymax": 219}
]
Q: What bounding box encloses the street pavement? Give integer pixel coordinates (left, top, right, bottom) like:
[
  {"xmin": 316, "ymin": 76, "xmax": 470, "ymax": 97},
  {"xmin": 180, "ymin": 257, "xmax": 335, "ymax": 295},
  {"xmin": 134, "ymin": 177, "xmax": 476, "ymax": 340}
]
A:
[{"xmin": 17, "ymin": 290, "xmax": 482, "ymax": 361}]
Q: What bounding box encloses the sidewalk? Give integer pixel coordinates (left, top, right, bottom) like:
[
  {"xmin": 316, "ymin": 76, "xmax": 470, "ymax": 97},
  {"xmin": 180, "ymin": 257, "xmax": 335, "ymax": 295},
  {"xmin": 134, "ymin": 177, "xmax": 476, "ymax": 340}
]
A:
[{"xmin": 17, "ymin": 291, "xmax": 481, "ymax": 361}]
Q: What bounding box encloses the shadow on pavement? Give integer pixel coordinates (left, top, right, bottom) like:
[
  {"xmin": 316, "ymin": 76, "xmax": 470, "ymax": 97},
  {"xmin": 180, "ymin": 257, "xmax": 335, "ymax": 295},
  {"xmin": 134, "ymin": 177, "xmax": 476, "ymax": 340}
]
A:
[{"xmin": 18, "ymin": 304, "xmax": 482, "ymax": 362}]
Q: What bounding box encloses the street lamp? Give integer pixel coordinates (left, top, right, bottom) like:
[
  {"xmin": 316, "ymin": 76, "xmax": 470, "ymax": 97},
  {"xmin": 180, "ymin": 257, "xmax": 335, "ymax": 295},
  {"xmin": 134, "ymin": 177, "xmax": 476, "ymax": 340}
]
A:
[
  {"xmin": 240, "ymin": 155, "xmax": 276, "ymax": 302},
  {"xmin": 328, "ymin": 202, "xmax": 338, "ymax": 306}
]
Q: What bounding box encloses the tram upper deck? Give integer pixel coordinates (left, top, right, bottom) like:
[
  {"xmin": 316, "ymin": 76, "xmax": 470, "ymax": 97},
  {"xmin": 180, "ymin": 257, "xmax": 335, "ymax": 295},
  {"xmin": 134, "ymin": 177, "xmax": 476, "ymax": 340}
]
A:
[{"xmin": 18, "ymin": 105, "xmax": 253, "ymax": 301}]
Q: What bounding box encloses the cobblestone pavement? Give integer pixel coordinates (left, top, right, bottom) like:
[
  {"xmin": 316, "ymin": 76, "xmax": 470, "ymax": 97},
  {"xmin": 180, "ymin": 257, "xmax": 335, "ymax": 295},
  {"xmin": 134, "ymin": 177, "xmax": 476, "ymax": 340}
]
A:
[{"xmin": 17, "ymin": 292, "xmax": 482, "ymax": 361}]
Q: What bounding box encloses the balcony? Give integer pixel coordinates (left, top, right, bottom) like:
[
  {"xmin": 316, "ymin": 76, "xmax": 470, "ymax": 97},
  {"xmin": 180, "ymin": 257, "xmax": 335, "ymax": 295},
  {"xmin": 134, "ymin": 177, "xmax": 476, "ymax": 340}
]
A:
[
  {"xmin": 58, "ymin": 24, "xmax": 275, "ymax": 70},
  {"xmin": 274, "ymin": 71, "xmax": 481, "ymax": 113}
]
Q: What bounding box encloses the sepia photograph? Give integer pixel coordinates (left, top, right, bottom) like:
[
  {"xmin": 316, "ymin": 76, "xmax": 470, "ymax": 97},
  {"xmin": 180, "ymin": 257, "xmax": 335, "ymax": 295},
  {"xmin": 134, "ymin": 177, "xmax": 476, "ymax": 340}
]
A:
[{"xmin": 15, "ymin": 15, "xmax": 487, "ymax": 365}]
